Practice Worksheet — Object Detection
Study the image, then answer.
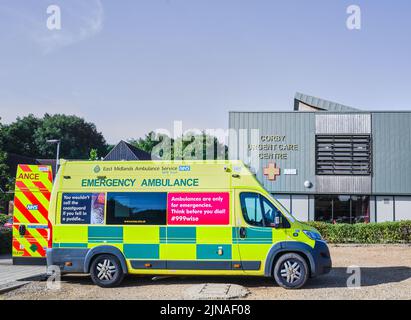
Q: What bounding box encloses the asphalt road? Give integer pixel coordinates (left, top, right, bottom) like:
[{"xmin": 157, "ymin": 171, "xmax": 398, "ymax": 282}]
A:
[{"xmin": 2, "ymin": 245, "xmax": 411, "ymax": 300}]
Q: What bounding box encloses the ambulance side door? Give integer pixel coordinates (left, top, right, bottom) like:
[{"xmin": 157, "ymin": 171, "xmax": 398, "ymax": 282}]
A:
[{"xmin": 234, "ymin": 190, "xmax": 289, "ymax": 274}]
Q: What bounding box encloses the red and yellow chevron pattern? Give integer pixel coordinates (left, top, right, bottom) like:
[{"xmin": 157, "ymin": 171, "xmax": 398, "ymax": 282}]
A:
[{"xmin": 12, "ymin": 164, "xmax": 53, "ymax": 259}]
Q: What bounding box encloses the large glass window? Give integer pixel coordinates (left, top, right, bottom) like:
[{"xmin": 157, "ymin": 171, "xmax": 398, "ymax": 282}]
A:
[
  {"xmin": 314, "ymin": 195, "xmax": 370, "ymax": 224},
  {"xmin": 107, "ymin": 192, "xmax": 167, "ymax": 225},
  {"xmin": 333, "ymin": 195, "xmax": 351, "ymax": 223},
  {"xmin": 351, "ymin": 195, "xmax": 370, "ymax": 223},
  {"xmin": 314, "ymin": 195, "xmax": 333, "ymax": 223}
]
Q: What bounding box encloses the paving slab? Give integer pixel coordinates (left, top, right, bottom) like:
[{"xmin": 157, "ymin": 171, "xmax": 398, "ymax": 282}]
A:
[
  {"xmin": 184, "ymin": 283, "xmax": 249, "ymax": 300},
  {"xmin": 0, "ymin": 255, "xmax": 47, "ymax": 293}
]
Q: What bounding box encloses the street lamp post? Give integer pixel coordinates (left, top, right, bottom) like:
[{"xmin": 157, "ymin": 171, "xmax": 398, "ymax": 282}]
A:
[{"xmin": 46, "ymin": 139, "xmax": 61, "ymax": 175}]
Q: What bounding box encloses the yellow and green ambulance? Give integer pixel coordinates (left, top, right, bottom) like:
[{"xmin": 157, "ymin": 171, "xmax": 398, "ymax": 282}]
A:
[{"xmin": 47, "ymin": 160, "xmax": 331, "ymax": 289}]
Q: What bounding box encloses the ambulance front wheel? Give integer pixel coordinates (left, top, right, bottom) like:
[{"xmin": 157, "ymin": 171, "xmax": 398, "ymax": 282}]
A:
[
  {"xmin": 90, "ymin": 254, "xmax": 125, "ymax": 288},
  {"xmin": 273, "ymin": 253, "xmax": 309, "ymax": 289}
]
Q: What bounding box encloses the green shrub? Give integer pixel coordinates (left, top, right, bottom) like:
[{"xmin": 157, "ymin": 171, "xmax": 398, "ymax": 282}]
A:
[
  {"xmin": 0, "ymin": 227, "xmax": 12, "ymax": 254},
  {"xmin": 305, "ymin": 221, "xmax": 411, "ymax": 244},
  {"xmin": 0, "ymin": 214, "xmax": 10, "ymax": 225}
]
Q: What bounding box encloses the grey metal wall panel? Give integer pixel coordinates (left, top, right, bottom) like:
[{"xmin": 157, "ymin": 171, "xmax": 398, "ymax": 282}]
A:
[
  {"xmin": 229, "ymin": 112, "xmax": 316, "ymax": 194},
  {"xmin": 372, "ymin": 113, "xmax": 411, "ymax": 194},
  {"xmin": 316, "ymin": 176, "xmax": 371, "ymax": 194},
  {"xmin": 315, "ymin": 114, "xmax": 371, "ymax": 134},
  {"xmin": 291, "ymin": 195, "xmax": 309, "ymax": 221},
  {"xmin": 394, "ymin": 196, "xmax": 411, "ymax": 221},
  {"xmin": 376, "ymin": 196, "xmax": 394, "ymax": 222}
]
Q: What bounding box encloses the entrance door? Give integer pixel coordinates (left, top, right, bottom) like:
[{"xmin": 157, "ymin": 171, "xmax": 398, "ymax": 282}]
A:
[{"xmin": 234, "ymin": 190, "xmax": 289, "ymax": 274}]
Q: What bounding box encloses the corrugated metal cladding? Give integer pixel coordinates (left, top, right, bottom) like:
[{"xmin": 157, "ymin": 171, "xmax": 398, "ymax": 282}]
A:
[
  {"xmin": 316, "ymin": 176, "xmax": 371, "ymax": 194},
  {"xmin": 315, "ymin": 113, "xmax": 372, "ymax": 194},
  {"xmin": 373, "ymin": 113, "xmax": 411, "ymax": 194},
  {"xmin": 229, "ymin": 112, "xmax": 316, "ymax": 194},
  {"xmin": 315, "ymin": 114, "xmax": 371, "ymax": 134}
]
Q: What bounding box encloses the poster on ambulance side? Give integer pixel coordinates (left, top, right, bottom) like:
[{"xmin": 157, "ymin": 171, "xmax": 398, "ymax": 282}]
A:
[
  {"xmin": 167, "ymin": 192, "xmax": 229, "ymax": 225},
  {"xmin": 61, "ymin": 193, "xmax": 105, "ymax": 224}
]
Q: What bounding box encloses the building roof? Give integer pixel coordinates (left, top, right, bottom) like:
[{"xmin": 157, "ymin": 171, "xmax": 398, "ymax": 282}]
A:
[
  {"xmin": 6, "ymin": 153, "xmax": 57, "ymax": 177},
  {"xmin": 103, "ymin": 140, "xmax": 152, "ymax": 161},
  {"xmin": 294, "ymin": 92, "xmax": 360, "ymax": 112}
]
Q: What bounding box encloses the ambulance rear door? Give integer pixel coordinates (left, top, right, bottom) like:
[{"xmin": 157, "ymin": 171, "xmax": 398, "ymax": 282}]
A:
[{"xmin": 12, "ymin": 164, "xmax": 53, "ymax": 265}]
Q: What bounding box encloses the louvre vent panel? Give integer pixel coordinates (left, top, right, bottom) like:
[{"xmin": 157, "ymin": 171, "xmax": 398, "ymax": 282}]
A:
[{"xmin": 316, "ymin": 135, "xmax": 372, "ymax": 175}]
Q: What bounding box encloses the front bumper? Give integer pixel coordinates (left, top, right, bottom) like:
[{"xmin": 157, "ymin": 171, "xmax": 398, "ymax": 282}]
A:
[{"xmin": 311, "ymin": 240, "xmax": 332, "ymax": 276}]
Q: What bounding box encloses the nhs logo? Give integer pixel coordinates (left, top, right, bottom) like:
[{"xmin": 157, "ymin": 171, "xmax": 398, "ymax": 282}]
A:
[
  {"xmin": 26, "ymin": 204, "xmax": 39, "ymax": 210},
  {"xmin": 178, "ymin": 165, "xmax": 191, "ymax": 172}
]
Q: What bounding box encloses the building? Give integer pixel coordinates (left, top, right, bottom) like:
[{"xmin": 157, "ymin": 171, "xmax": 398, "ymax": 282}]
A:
[
  {"xmin": 6, "ymin": 153, "xmax": 57, "ymax": 178},
  {"xmin": 229, "ymin": 93, "xmax": 411, "ymax": 223},
  {"xmin": 104, "ymin": 140, "xmax": 152, "ymax": 161}
]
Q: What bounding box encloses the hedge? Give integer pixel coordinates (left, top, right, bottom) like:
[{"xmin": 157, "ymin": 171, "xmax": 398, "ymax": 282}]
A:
[
  {"xmin": 306, "ymin": 221, "xmax": 411, "ymax": 244},
  {"xmin": 0, "ymin": 227, "xmax": 12, "ymax": 254},
  {"xmin": 0, "ymin": 215, "xmax": 12, "ymax": 254}
]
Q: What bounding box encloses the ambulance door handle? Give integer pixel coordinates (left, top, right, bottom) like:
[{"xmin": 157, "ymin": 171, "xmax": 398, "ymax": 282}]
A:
[
  {"xmin": 19, "ymin": 225, "xmax": 26, "ymax": 236},
  {"xmin": 239, "ymin": 227, "xmax": 247, "ymax": 239}
]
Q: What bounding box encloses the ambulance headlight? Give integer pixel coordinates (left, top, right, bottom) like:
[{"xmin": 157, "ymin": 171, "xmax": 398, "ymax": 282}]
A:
[{"xmin": 303, "ymin": 230, "xmax": 322, "ymax": 241}]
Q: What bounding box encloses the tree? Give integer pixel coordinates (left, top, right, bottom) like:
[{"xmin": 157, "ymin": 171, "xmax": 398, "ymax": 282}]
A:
[
  {"xmin": 89, "ymin": 148, "xmax": 98, "ymax": 161},
  {"xmin": 33, "ymin": 114, "xmax": 108, "ymax": 159},
  {"xmin": 0, "ymin": 151, "xmax": 12, "ymax": 214},
  {"xmin": 2, "ymin": 114, "xmax": 109, "ymax": 160},
  {"xmin": 128, "ymin": 131, "xmax": 228, "ymax": 160},
  {"xmin": 0, "ymin": 119, "xmax": 12, "ymax": 213},
  {"xmin": 2, "ymin": 114, "xmax": 42, "ymax": 158},
  {"xmin": 174, "ymin": 131, "xmax": 228, "ymax": 160},
  {"xmin": 128, "ymin": 131, "xmax": 167, "ymax": 153}
]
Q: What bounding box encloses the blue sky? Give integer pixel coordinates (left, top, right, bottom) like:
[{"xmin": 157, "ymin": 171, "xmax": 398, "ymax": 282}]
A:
[{"xmin": 0, "ymin": 0, "xmax": 410, "ymax": 143}]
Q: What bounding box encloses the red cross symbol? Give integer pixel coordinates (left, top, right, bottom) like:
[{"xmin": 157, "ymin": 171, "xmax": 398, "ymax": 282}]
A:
[{"xmin": 263, "ymin": 163, "xmax": 280, "ymax": 181}]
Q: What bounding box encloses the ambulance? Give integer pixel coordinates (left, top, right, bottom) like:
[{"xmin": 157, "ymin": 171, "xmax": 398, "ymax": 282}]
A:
[
  {"xmin": 12, "ymin": 164, "xmax": 53, "ymax": 265},
  {"xmin": 47, "ymin": 160, "xmax": 331, "ymax": 289}
]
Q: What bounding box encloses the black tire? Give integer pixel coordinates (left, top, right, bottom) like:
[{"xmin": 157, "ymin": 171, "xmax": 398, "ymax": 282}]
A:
[
  {"xmin": 90, "ymin": 254, "xmax": 125, "ymax": 288},
  {"xmin": 273, "ymin": 253, "xmax": 309, "ymax": 289}
]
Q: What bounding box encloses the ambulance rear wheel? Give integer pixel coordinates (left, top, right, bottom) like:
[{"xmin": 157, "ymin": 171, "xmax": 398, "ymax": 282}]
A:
[
  {"xmin": 273, "ymin": 253, "xmax": 309, "ymax": 289},
  {"xmin": 90, "ymin": 254, "xmax": 125, "ymax": 288}
]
